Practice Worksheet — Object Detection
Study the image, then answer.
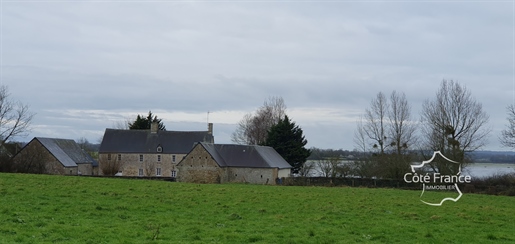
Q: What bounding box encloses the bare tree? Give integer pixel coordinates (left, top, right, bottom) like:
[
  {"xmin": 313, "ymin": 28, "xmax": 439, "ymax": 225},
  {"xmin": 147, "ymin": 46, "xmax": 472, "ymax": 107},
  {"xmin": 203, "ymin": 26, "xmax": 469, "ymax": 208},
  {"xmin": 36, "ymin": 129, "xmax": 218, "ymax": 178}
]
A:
[
  {"xmin": 247, "ymin": 111, "xmax": 269, "ymax": 145},
  {"xmin": 76, "ymin": 137, "xmax": 98, "ymax": 161},
  {"xmin": 354, "ymin": 90, "xmax": 417, "ymax": 179},
  {"xmin": 363, "ymin": 92, "xmax": 388, "ymax": 154},
  {"xmin": 421, "ymin": 80, "xmax": 490, "ymax": 168},
  {"xmin": 350, "ymin": 159, "xmax": 377, "ymax": 178},
  {"xmin": 316, "ymin": 159, "xmax": 333, "ymax": 177},
  {"xmin": 12, "ymin": 142, "xmax": 49, "ymax": 174},
  {"xmin": 0, "ymin": 85, "xmax": 35, "ymax": 148},
  {"xmin": 0, "ymin": 142, "xmax": 21, "ymax": 172},
  {"xmin": 388, "ymin": 91, "xmax": 417, "ymax": 154},
  {"xmin": 352, "ymin": 116, "xmax": 373, "ymax": 177},
  {"xmin": 100, "ymin": 155, "xmax": 123, "ymax": 176},
  {"xmin": 144, "ymin": 162, "xmax": 156, "ymax": 176},
  {"xmin": 316, "ymin": 157, "xmax": 340, "ymax": 178},
  {"xmin": 357, "ymin": 91, "xmax": 417, "ymax": 155},
  {"xmin": 231, "ymin": 113, "xmax": 254, "ymax": 144},
  {"xmin": 336, "ymin": 163, "xmax": 353, "ymax": 178},
  {"xmin": 113, "ymin": 117, "xmax": 131, "ymax": 130},
  {"xmin": 353, "ymin": 116, "xmax": 369, "ymax": 155},
  {"xmin": 76, "ymin": 137, "xmax": 89, "ymax": 148},
  {"xmin": 500, "ymin": 104, "xmax": 515, "ymax": 149},
  {"xmin": 298, "ymin": 161, "xmax": 314, "ymax": 177},
  {"xmin": 231, "ymin": 96, "xmax": 287, "ymax": 145},
  {"xmin": 263, "ymin": 96, "xmax": 287, "ymax": 123}
]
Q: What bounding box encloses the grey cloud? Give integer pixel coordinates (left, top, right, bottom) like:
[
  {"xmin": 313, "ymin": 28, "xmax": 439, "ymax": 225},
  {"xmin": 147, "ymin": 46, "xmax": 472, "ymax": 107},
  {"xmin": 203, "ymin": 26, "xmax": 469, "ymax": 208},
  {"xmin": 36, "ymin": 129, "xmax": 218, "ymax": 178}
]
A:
[{"xmin": 2, "ymin": 2, "xmax": 512, "ymax": 150}]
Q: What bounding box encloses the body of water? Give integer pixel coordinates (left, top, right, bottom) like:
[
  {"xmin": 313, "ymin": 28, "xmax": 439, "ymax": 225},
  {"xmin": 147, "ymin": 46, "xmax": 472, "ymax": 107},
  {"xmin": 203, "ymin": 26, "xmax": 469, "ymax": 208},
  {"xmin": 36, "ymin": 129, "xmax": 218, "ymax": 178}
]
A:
[
  {"xmin": 305, "ymin": 160, "xmax": 514, "ymax": 178},
  {"xmin": 463, "ymin": 163, "xmax": 514, "ymax": 178}
]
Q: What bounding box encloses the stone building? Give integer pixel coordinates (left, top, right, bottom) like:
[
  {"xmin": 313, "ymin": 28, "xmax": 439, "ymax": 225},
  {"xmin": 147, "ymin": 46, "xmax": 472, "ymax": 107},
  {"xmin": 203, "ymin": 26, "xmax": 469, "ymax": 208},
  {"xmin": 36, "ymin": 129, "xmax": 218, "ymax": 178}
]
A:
[
  {"xmin": 98, "ymin": 123, "xmax": 214, "ymax": 177},
  {"xmin": 12, "ymin": 137, "xmax": 98, "ymax": 175},
  {"xmin": 177, "ymin": 142, "xmax": 291, "ymax": 184}
]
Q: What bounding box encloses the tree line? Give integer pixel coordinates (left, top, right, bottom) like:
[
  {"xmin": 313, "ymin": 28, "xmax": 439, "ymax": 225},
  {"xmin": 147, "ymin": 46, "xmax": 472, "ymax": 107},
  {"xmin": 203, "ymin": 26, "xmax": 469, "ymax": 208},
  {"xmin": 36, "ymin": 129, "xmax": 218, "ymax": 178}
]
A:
[
  {"xmin": 351, "ymin": 80, "xmax": 492, "ymax": 179},
  {"xmin": 230, "ymin": 80, "xmax": 511, "ymax": 180},
  {"xmin": 1, "ymin": 80, "xmax": 515, "ymax": 178}
]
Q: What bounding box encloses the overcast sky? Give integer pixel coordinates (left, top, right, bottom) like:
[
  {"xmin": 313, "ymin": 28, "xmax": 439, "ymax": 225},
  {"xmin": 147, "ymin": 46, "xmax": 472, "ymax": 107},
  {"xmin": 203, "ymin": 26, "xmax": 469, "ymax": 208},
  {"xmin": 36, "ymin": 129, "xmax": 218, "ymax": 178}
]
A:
[{"xmin": 1, "ymin": 1, "xmax": 513, "ymax": 151}]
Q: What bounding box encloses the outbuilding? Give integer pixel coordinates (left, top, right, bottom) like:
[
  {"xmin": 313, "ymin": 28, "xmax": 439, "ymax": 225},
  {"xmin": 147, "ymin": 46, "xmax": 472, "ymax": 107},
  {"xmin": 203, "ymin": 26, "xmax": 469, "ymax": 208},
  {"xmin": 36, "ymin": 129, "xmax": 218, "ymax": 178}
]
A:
[
  {"xmin": 177, "ymin": 142, "xmax": 291, "ymax": 184},
  {"xmin": 12, "ymin": 137, "xmax": 98, "ymax": 175}
]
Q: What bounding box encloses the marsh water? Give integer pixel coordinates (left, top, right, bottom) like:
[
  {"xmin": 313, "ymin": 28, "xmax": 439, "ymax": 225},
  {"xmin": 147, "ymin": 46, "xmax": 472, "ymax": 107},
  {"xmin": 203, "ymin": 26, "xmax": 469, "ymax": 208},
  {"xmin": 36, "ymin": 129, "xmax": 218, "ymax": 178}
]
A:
[
  {"xmin": 306, "ymin": 160, "xmax": 514, "ymax": 178},
  {"xmin": 463, "ymin": 163, "xmax": 514, "ymax": 178}
]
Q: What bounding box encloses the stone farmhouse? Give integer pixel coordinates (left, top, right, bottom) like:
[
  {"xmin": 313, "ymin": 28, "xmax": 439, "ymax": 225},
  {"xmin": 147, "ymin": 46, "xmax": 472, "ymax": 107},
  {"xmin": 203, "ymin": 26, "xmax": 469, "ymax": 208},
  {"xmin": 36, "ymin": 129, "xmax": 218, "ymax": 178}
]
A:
[
  {"xmin": 177, "ymin": 142, "xmax": 291, "ymax": 184},
  {"xmin": 12, "ymin": 137, "xmax": 98, "ymax": 175},
  {"xmin": 98, "ymin": 123, "xmax": 214, "ymax": 177}
]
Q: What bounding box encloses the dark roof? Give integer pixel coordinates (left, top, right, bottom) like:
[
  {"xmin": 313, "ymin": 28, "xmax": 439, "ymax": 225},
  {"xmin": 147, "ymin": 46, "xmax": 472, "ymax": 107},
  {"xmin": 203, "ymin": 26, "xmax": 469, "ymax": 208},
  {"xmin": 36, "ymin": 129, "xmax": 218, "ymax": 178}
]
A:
[
  {"xmin": 197, "ymin": 142, "xmax": 291, "ymax": 169},
  {"xmin": 99, "ymin": 129, "xmax": 214, "ymax": 154},
  {"xmin": 36, "ymin": 137, "xmax": 98, "ymax": 167}
]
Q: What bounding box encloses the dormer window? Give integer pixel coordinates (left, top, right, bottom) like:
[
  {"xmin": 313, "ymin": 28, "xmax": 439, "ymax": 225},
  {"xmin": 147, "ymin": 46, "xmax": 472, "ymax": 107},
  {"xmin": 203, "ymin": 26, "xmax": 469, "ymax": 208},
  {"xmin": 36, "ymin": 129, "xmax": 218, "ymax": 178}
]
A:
[{"xmin": 157, "ymin": 146, "xmax": 163, "ymax": 153}]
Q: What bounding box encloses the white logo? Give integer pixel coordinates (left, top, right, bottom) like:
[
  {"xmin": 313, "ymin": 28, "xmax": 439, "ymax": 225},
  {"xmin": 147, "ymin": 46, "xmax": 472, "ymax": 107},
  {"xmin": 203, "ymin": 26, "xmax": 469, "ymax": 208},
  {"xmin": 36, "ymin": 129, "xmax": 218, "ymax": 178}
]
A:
[{"xmin": 404, "ymin": 151, "xmax": 471, "ymax": 206}]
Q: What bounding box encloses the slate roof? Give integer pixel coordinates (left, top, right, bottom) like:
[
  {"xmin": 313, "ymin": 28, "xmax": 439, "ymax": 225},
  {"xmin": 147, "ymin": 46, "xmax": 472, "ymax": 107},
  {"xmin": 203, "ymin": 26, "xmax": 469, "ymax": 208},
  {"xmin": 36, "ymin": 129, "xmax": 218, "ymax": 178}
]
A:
[
  {"xmin": 99, "ymin": 129, "xmax": 214, "ymax": 154},
  {"xmin": 197, "ymin": 142, "xmax": 292, "ymax": 169},
  {"xmin": 36, "ymin": 137, "xmax": 98, "ymax": 167}
]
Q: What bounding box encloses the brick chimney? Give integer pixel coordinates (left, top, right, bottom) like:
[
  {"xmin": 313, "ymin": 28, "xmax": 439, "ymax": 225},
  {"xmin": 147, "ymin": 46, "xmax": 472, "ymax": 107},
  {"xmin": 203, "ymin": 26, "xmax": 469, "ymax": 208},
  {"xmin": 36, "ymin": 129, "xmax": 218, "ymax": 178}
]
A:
[{"xmin": 151, "ymin": 122, "xmax": 158, "ymax": 133}]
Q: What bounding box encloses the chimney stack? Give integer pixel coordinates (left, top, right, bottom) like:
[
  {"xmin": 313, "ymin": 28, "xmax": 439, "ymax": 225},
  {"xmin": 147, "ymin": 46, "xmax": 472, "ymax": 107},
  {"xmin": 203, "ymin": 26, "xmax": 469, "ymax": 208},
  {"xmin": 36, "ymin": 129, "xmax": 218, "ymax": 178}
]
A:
[
  {"xmin": 208, "ymin": 123, "xmax": 213, "ymax": 135},
  {"xmin": 151, "ymin": 122, "xmax": 158, "ymax": 133}
]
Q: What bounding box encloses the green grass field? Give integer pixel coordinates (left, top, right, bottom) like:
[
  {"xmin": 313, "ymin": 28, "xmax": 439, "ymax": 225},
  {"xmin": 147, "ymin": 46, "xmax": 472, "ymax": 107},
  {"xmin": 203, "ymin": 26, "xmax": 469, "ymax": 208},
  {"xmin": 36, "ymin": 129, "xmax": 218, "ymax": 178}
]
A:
[{"xmin": 0, "ymin": 173, "xmax": 513, "ymax": 243}]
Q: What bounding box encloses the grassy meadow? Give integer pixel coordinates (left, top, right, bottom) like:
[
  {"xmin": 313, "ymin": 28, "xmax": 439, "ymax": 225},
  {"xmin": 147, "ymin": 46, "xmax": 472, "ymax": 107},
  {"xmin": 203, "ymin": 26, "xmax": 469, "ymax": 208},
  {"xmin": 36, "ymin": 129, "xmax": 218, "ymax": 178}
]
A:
[{"xmin": 0, "ymin": 173, "xmax": 513, "ymax": 243}]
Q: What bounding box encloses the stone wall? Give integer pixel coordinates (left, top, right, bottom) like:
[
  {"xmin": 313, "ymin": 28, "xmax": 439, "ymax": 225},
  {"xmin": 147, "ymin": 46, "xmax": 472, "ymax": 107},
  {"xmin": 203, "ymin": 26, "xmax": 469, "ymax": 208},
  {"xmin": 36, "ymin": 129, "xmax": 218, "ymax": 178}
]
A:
[
  {"xmin": 278, "ymin": 168, "xmax": 291, "ymax": 178},
  {"xmin": 12, "ymin": 139, "xmax": 75, "ymax": 175},
  {"xmin": 45, "ymin": 153, "xmax": 73, "ymax": 175},
  {"xmin": 99, "ymin": 153, "xmax": 184, "ymax": 177},
  {"xmin": 282, "ymin": 177, "xmax": 419, "ymax": 188},
  {"xmin": 78, "ymin": 163, "xmax": 93, "ymax": 175},
  {"xmin": 177, "ymin": 144, "xmax": 284, "ymax": 185},
  {"xmin": 176, "ymin": 144, "xmax": 223, "ymax": 183},
  {"xmin": 225, "ymin": 167, "xmax": 278, "ymax": 184},
  {"xmin": 92, "ymin": 166, "xmax": 99, "ymax": 176}
]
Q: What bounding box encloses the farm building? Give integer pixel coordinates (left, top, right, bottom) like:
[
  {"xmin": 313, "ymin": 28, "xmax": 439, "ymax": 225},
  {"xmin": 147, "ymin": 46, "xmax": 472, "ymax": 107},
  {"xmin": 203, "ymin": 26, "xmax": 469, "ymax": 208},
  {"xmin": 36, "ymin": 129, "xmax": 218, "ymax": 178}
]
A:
[
  {"xmin": 176, "ymin": 142, "xmax": 291, "ymax": 184},
  {"xmin": 12, "ymin": 137, "xmax": 98, "ymax": 175},
  {"xmin": 98, "ymin": 123, "xmax": 214, "ymax": 177}
]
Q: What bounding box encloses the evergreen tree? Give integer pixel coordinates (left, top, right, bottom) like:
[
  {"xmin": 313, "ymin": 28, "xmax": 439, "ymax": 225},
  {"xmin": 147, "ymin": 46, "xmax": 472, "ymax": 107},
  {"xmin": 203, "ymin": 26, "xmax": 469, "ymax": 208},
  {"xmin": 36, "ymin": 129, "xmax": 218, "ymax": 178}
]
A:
[
  {"xmin": 264, "ymin": 115, "xmax": 311, "ymax": 174},
  {"xmin": 128, "ymin": 111, "xmax": 166, "ymax": 130}
]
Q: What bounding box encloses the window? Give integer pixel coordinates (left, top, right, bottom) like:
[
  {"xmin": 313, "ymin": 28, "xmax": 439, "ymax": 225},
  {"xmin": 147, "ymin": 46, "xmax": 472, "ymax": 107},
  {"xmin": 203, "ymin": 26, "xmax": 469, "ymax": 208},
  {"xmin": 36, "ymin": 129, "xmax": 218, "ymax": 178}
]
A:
[
  {"xmin": 139, "ymin": 155, "xmax": 143, "ymax": 162},
  {"xmin": 117, "ymin": 154, "xmax": 121, "ymax": 161},
  {"xmin": 107, "ymin": 154, "xmax": 112, "ymax": 160},
  {"xmin": 171, "ymin": 170, "xmax": 176, "ymax": 178},
  {"xmin": 138, "ymin": 169, "xmax": 143, "ymax": 176},
  {"xmin": 172, "ymin": 155, "xmax": 176, "ymax": 162},
  {"xmin": 156, "ymin": 168, "xmax": 162, "ymax": 176},
  {"xmin": 157, "ymin": 155, "xmax": 161, "ymax": 162},
  {"xmin": 157, "ymin": 146, "xmax": 162, "ymax": 152}
]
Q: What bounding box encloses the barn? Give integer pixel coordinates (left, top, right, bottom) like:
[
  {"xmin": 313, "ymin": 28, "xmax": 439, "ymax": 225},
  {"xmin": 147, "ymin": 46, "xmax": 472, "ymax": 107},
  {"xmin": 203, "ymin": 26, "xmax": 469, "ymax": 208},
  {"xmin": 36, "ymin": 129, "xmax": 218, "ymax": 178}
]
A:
[{"xmin": 177, "ymin": 142, "xmax": 291, "ymax": 184}]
